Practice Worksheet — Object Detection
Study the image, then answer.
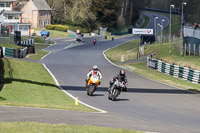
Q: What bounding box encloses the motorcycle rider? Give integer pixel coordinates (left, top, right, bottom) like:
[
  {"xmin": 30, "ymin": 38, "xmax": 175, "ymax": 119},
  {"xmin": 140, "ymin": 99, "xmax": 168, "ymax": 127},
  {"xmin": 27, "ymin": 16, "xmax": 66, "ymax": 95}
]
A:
[
  {"xmin": 108, "ymin": 69, "xmax": 128, "ymax": 93},
  {"xmin": 86, "ymin": 65, "xmax": 102, "ymax": 87},
  {"xmin": 93, "ymin": 39, "xmax": 97, "ymax": 45}
]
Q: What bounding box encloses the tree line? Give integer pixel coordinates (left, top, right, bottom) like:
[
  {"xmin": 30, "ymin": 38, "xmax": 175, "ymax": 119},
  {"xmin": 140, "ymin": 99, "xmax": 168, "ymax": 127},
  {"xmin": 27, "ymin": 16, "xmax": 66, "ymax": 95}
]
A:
[
  {"xmin": 14, "ymin": 0, "xmax": 148, "ymax": 31},
  {"xmin": 45, "ymin": 0, "xmax": 150, "ymax": 31},
  {"xmin": 14, "ymin": 0, "xmax": 200, "ymax": 31}
]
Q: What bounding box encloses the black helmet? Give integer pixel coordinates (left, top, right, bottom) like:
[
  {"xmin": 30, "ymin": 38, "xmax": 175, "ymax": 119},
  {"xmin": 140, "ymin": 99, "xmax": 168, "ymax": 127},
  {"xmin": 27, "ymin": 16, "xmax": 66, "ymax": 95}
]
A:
[{"xmin": 119, "ymin": 70, "xmax": 125, "ymax": 77}]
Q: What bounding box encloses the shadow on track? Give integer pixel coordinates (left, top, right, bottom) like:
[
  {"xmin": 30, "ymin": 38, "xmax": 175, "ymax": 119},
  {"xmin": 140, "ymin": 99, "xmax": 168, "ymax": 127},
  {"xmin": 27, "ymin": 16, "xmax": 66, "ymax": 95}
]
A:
[
  {"xmin": 92, "ymin": 94, "xmax": 104, "ymax": 97},
  {"xmin": 62, "ymin": 86, "xmax": 194, "ymax": 95}
]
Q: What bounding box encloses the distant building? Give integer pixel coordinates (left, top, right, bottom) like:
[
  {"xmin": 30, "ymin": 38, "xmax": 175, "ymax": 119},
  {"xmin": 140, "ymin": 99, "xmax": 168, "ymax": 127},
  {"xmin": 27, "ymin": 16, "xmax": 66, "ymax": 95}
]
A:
[
  {"xmin": 21, "ymin": 0, "xmax": 51, "ymax": 28},
  {"xmin": 0, "ymin": 0, "xmax": 32, "ymax": 36}
]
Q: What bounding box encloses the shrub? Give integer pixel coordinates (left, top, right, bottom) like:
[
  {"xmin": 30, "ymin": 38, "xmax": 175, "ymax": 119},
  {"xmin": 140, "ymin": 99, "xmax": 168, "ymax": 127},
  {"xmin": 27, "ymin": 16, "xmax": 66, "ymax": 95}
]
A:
[
  {"xmin": 46, "ymin": 25, "xmax": 55, "ymax": 30},
  {"xmin": 46, "ymin": 25, "xmax": 68, "ymax": 32},
  {"xmin": 46, "ymin": 24, "xmax": 90, "ymax": 33},
  {"xmin": 30, "ymin": 37, "xmax": 45, "ymax": 43},
  {"xmin": 54, "ymin": 25, "xmax": 68, "ymax": 32},
  {"xmin": 68, "ymin": 25, "xmax": 90, "ymax": 33}
]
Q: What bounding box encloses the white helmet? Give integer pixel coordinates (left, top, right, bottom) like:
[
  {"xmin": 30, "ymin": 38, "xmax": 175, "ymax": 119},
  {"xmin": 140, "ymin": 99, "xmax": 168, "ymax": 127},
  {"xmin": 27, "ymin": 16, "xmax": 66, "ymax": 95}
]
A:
[{"xmin": 93, "ymin": 65, "xmax": 98, "ymax": 72}]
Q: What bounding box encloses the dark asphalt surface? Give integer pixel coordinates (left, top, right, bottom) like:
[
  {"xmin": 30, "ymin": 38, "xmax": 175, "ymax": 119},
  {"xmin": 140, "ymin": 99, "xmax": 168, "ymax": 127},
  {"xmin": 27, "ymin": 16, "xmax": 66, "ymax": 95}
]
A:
[{"xmin": 1, "ymin": 12, "xmax": 200, "ymax": 133}]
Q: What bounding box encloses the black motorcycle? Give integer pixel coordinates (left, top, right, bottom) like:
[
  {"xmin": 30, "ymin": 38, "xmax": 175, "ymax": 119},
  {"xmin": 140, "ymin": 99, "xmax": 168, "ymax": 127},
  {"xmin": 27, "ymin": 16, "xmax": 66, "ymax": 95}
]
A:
[{"xmin": 108, "ymin": 79, "xmax": 124, "ymax": 101}]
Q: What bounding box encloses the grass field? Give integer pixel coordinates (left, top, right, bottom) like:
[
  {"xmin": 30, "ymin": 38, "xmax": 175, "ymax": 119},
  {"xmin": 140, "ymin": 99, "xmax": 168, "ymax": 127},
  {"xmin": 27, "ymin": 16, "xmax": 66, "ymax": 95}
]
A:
[
  {"xmin": 0, "ymin": 122, "xmax": 141, "ymax": 133},
  {"xmin": 105, "ymin": 39, "xmax": 140, "ymax": 62},
  {"xmin": 0, "ymin": 58, "xmax": 95, "ymax": 111}
]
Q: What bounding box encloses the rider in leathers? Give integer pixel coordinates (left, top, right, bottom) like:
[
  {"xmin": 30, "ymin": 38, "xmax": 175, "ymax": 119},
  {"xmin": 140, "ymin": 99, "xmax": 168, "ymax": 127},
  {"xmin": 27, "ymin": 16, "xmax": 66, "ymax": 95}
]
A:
[
  {"xmin": 86, "ymin": 65, "xmax": 102, "ymax": 87},
  {"xmin": 108, "ymin": 70, "xmax": 128, "ymax": 93}
]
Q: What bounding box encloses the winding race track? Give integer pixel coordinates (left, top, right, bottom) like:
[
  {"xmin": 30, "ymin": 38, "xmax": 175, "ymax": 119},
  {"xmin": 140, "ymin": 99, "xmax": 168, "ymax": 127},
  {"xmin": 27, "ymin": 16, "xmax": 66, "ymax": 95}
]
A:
[{"xmin": 1, "ymin": 12, "xmax": 200, "ymax": 133}]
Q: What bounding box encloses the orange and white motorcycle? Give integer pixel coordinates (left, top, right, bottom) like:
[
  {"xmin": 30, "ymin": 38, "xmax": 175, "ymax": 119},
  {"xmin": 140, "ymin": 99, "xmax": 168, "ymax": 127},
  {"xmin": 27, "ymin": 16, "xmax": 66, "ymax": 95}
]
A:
[{"xmin": 86, "ymin": 75, "xmax": 100, "ymax": 96}]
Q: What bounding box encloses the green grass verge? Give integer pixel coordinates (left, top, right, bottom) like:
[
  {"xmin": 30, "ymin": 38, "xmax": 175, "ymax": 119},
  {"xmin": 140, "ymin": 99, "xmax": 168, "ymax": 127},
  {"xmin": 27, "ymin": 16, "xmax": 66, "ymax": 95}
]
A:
[
  {"xmin": 106, "ymin": 34, "xmax": 133, "ymax": 40},
  {"xmin": 0, "ymin": 43, "xmax": 22, "ymax": 49},
  {"xmin": 0, "ymin": 58, "xmax": 95, "ymax": 112},
  {"xmin": 0, "ymin": 122, "xmax": 142, "ymax": 133},
  {"xmin": 104, "ymin": 39, "xmax": 140, "ymax": 62}
]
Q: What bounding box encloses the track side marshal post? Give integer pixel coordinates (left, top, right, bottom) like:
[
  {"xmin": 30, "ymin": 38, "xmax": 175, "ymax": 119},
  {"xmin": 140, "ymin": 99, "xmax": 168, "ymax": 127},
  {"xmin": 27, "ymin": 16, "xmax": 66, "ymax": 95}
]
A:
[{"xmin": 132, "ymin": 28, "xmax": 154, "ymax": 58}]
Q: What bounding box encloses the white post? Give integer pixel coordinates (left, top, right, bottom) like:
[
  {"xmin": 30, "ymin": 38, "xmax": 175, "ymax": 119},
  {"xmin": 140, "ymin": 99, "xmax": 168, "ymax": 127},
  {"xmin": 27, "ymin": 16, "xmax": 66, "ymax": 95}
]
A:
[
  {"xmin": 154, "ymin": 16, "xmax": 158, "ymax": 40},
  {"xmin": 0, "ymin": 23, "xmax": 1, "ymax": 36},
  {"xmin": 169, "ymin": 5, "xmax": 175, "ymax": 55},
  {"xmin": 161, "ymin": 19, "xmax": 165, "ymax": 43},
  {"xmin": 158, "ymin": 23, "xmax": 163, "ymax": 45},
  {"xmin": 180, "ymin": 2, "xmax": 187, "ymax": 56}
]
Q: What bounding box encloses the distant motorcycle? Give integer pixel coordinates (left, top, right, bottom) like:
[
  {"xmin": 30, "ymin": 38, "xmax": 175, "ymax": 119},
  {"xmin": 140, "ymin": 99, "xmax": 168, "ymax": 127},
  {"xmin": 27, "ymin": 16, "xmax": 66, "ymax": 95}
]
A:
[
  {"xmin": 112, "ymin": 36, "xmax": 114, "ymax": 41},
  {"xmin": 86, "ymin": 75, "xmax": 100, "ymax": 96},
  {"xmin": 93, "ymin": 39, "xmax": 97, "ymax": 45},
  {"xmin": 108, "ymin": 79, "xmax": 124, "ymax": 101}
]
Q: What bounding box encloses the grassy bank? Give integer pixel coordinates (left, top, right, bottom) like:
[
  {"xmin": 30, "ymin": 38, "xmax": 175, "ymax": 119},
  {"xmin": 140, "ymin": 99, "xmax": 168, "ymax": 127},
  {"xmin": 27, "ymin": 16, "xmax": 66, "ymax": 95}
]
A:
[
  {"xmin": 0, "ymin": 122, "xmax": 141, "ymax": 133},
  {"xmin": 105, "ymin": 39, "xmax": 140, "ymax": 62},
  {"xmin": 104, "ymin": 41, "xmax": 200, "ymax": 92},
  {"xmin": 0, "ymin": 58, "xmax": 95, "ymax": 111},
  {"xmin": 0, "ymin": 37, "xmax": 96, "ymax": 111}
]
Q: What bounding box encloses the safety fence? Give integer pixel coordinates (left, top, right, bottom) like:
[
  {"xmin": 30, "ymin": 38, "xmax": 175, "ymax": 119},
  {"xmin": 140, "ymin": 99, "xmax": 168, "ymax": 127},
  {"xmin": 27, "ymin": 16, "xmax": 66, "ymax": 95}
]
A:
[
  {"xmin": 147, "ymin": 57, "xmax": 200, "ymax": 84},
  {"xmin": 184, "ymin": 27, "xmax": 200, "ymax": 40}
]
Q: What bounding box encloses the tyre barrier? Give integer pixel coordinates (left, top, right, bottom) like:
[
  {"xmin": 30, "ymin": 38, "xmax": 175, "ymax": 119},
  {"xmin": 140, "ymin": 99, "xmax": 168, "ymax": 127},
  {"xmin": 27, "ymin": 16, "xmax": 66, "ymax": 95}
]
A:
[
  {"xmin": 2, "ymin": 47, "xmax": 29, "ymax": 58},
  {"xmin": 21, "ymin": 39, "xmax": 34, "ymax": 46},
  {"xmin": 147, "ymin": 57, "xmax": 200, "ymax": 84}
]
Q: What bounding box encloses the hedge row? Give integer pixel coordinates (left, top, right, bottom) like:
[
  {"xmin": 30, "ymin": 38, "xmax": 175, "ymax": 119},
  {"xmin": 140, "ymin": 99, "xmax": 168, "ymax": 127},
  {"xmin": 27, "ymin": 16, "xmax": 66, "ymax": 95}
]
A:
[
  {"xmin": 46, "ymin": 25, "xmax": 69, "ymax": 32},
  {"xmin": 46, "ymin": 24, "xmax": 90, "ymax": 33}
]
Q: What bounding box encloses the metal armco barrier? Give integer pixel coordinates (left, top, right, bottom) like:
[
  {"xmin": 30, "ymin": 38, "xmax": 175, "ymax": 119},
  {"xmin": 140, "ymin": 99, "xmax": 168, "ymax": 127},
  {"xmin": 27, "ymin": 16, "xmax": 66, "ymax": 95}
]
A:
[{"xmin": 147, "ymin": 57, "xmax": 200, "ymax": 84}]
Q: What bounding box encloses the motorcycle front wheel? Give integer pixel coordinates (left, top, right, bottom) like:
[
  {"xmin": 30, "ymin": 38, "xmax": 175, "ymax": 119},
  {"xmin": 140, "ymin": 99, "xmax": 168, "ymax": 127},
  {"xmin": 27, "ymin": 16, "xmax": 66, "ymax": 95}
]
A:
[
  {"xmin": 111, "ymin": 89, "xmax": 119, "ymax": 101},
  {"xmin": 88, "ymin": 85, "xmax": 95, "ymax": 96}
]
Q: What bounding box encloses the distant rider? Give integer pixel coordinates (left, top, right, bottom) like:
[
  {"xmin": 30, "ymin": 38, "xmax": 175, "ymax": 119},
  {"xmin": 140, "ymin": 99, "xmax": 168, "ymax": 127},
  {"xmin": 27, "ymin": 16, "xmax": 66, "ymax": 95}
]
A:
[
  {"xmin": 86, "ymin": 65, "xmax": 102, "ymax": 87},
  {"xmin": 112, "ymin": 35, "xmax": 114, "ymax": 41},
  {"xmin": 108, "ymin": 70, "xmax": 128, "ymax": 92},
  {"xmin": 93, "ymin": 39, "xmax": 97, "ymax": 45}
]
